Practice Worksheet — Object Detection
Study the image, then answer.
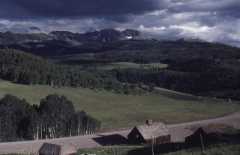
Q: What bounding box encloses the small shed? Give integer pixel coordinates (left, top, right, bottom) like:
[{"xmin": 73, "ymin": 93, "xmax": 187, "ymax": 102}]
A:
[
  {"xmin": 128, "ymin": 121, "xmax": 171, "ymax": 145},
  {"xmin": 185, "ymin": 124, "xmax": 239, "ymax": 146},
  {"xmin": 39, "ymin": 143, "xmax": 61, "ymax": 155}
]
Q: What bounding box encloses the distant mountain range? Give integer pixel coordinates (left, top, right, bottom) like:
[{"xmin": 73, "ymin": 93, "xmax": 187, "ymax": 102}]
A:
[
  {"xmin": 0, "ymin": 29, "xmax": 142, "ymax": 56},
  {"xmin": 0, "ymin": 29, "xmax": 140, "ymax": 45},
  {"xmin": 0, "ymin": 28, "xmax": 211, "ymax": 57}
]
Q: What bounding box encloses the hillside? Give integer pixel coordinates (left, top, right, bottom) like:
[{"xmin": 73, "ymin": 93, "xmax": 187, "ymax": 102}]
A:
[
  {"xmin": 0, "ymin": 49, "xmax": 138, "ymax": 93},
  {"xmin": 0, "ymin": 80, "xmax": 239, "ymax": 129},
  {"xmin": 1, "ymin": 30, "xmax": 240, "ymax": 100}
]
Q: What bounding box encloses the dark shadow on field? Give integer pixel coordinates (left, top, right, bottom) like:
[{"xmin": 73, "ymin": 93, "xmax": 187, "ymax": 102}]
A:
[{"xmin": 93, "ymin": 134, "xmax": 128, "ymax": 146}]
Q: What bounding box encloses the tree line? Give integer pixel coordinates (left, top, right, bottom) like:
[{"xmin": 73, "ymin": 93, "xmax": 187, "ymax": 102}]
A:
[
  {"xmin": 0, "ymin": 94, "xmax": 100, "ymax": 142},
  {"xmin": 112, "ymin": 61, "xmax": 240, "ymax": 98},
  {"xmin": 0, "ymin": 48, "xmax": 144, "ymax": 94}
]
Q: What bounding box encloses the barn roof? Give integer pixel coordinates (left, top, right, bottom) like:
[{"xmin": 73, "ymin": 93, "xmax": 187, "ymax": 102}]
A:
[
  {"xmin": 189, "ymin": 124, "xmax": 239, "ymax": 135},
  {"xmin": 135, "ymin": 122, "xmax": 169, "ymax": 140},
  {"xmin": 189, "ymin": 124, "xmax": 239, "ymax": 134},
  {"xmin": 39, "ymin": 143, "xmax": 61, "ymax": 155},
  {"xmin": 61, "ymin": 144, "xmax": 77, "ymax": 155}
]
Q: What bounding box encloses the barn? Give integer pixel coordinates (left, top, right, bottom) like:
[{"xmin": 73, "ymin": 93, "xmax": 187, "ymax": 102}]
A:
[
  {"xmin": 185, "ymin": 124, "xmax": 239, "ymax": 146},
  {"xmin": 39, "ymin": 143, "xmax": 61, "ymax": 155},
  {"xmin": 128, "ymin": 120, "xmax": 171, "ymax": 145}
]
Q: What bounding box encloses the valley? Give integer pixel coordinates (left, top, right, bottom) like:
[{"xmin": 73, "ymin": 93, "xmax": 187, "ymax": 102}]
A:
[
  {"xmin": 0, "ymin": 0, "xmax": 240, "ymax": 154},
  {"xmin": 1, "ymin": 30, "xmax": 240, "ymax": 154}
]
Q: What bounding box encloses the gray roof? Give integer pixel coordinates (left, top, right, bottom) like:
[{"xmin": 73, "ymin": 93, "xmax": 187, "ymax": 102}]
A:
[
  {"xmin": 39, "ymin": 143, "xmax": 61, "ymax": 155},
  {"xmin": 136, "ymin": 122, "xmax": 170, "ymax": 140},
  {"xmin": 189, "ymin": 124, "xmax": 239, "ymax": 135},
  {"xmin": 61, "ymin": 144, "xmax": 77, "ymax": 155}
]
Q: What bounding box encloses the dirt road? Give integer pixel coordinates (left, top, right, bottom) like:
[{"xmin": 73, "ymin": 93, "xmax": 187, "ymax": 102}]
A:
[{"xmin": 0, "ymin": 112, "xmax": 239, "ymax": 155}]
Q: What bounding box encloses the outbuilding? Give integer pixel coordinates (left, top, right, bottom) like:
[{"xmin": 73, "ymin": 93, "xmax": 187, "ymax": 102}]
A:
[
  {"xmin": 185, "ymin": 124, "xmax": 239, "ymax": 146},
  {"xmin": 128, "ymin": 120, "xmax": 171, "ymax": 145}
]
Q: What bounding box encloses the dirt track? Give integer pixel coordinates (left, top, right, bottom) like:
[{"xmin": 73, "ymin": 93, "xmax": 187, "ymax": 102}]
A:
[{"xmin": 0, "ymin": 112, "xmax": 239, "ymax": 155}]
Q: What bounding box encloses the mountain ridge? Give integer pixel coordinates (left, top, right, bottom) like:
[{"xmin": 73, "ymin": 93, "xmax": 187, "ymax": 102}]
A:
[{"xmin": 0, "ymin": 28, "xmax": 140, "ymax": 45}]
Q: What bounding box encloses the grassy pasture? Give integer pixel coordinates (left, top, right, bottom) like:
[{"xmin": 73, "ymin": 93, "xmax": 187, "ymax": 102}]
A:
[
  {"xmin": 77, "ymin": 144, "xmax": 240, "ymax": 155},
  {"xmin": 0, "ymin": 80, "xmax": 239, "ymax": 129},
  {"xmin": 95, "ymin": 62, "xmax": 168, "ymax": 70}
]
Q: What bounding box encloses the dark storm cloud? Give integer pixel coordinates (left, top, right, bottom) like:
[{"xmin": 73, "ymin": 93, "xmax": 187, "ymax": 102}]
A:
[
  {"xmin": 169, "ymin": 0, "xmax": 240, "ymax": 18},
  {"xmin": 0, "ymin": 0, "xmax": 163, "ymax": 19},
  {"xmin": 128, "ymin": 0, "xmax": 240, "ymax": 47},
  {"xmin": 0, "ymin": 0, "xmax": 240, "ymax": 47}
]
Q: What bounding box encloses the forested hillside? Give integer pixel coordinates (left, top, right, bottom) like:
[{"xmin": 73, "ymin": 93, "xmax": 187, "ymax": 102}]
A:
[
  {"xmin": 1, "ymin": 35, "xmax": 240, "ymax": 100},
  {"xmin": 0, "ymin": 49, "xmax": 144, "ymax": 94}
]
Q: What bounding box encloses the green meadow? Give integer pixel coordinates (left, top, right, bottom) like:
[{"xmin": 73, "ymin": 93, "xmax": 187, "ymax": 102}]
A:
[{"xmin": 0, "ymin": 80, "xmax": 239, "ymax": 129}]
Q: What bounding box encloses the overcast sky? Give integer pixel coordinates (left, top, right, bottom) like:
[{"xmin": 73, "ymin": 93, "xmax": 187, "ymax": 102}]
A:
[{"xmin": 0, "ymin": 0, "xmax": 240, "ymax": 46}]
